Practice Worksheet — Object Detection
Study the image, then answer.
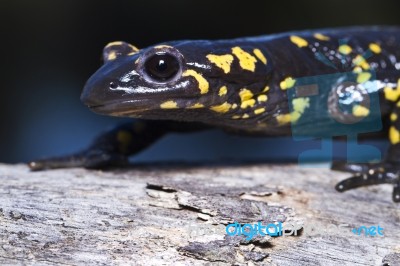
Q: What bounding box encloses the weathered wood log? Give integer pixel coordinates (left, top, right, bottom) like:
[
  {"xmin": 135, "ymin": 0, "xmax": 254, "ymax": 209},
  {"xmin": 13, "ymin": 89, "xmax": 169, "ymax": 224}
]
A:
[{"xmin": 0, "ymin": 163, "xmax": 399, "ymax": 265}]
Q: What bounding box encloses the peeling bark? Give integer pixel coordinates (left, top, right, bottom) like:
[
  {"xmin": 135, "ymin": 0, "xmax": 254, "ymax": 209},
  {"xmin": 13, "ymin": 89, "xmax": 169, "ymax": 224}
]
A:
[{"xmin": 0, "ymin": 163, "xmax": 399, "ymax": 265}]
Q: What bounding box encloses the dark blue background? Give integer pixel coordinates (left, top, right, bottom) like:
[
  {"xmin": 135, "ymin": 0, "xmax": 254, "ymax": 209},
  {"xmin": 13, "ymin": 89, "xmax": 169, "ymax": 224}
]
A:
[{"xmin": 1, "ymin": 0, "xmax": 397, "ymax": 164}]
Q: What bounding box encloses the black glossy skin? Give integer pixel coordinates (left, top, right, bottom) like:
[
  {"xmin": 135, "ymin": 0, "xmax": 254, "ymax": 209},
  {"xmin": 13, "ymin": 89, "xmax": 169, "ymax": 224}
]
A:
[{"xmin": 30, "ymin": 27, "xmax": 400, "ymax": 202}]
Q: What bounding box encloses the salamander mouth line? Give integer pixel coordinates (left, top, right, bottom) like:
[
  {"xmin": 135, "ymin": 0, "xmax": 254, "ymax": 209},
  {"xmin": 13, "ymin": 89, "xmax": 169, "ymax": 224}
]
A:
[{"xmin": 88, "ymin": 100, "xmax": 150, "ymax": 114}]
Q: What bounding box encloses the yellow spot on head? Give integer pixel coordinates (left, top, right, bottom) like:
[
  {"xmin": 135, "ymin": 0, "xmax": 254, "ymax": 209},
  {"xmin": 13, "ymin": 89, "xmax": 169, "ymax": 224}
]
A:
[
  {"xmin": 290, "ymin": 35, "xmax": 308, "ymax": 48},
  {"xmin": 384, "ymin": 86, "xmax": 400, "ymax": 102},
  {"xmin": 218, "ymin": 86, "xmax": 228, "ymax": 96},
  {"xmin": 253, "ymin": 49, "xmax": 267, "ymax": 64},
  {"xmin": 187, "ymin": 103, "xmax": 204, "ymax": 109},
  {"xmin": 154, "ymin": 45, "xmax": 173, "ymax": 49},
  {"xmin": 242, "ymin": 114, "xmax": 250, "ymax": 119},
  {"xmin": 352, "ymin": 105, "xmax": 370, "ymax": 117},
  {"xmin": 357, "ymin": 72, "xmax": 372, "ymax": 83},
  {"xmin": 390, "ymin": 126, "xmax": 400, "ymax": 144},
  {"xmin": 182, "ymin": 70, "xmax": 209, "ymax": 94},
  {"xmin": 210, "ymin": 102, "xmax": 231, "ymax": 113},
  {"xmin": 390, "ymin": 113, "xmax": 398, "ymax": 122},
  {"xmin": 126, "ymin": 44, "xmax": 140, "ymax": 55},
  {"xmin": 241, "ymin": 99, "xmax": 256, "ymax": 109},
  {"xmin": 231, "ymin": 47, "xmax": 257, "ymax": 72},
  {"xmin": 313, "ymin": 33, "xmax": 330, "ymax": 41},
  {"xmin": 280, "ymin": 77, "xmax": 296, "ymax": 90},
  {"xmin": 232, "ymin": 115, "xmax": 241, "ymax": 119},
  {"xmin": 107, "ymin": 51, "xmax": 117, "ymax": 61},
  {"xmin": 239, "ymin": 88, "xmax": 254, "ymax": 101},
  {"xmin": 105, "ymin": 41, "xmax": 125, "ymax": 48},
  {"xmin": 206, "ymin": 54, "xmax": 234, "ymax": 74},
  {"xmin": 369, "ymin": 43, "xmax": 381, "ymax": 54},
  {"xmin": 160, "ymin": 100, "xmax": 178, "ymax": 109},
  {"xmin": 338, "ymin": 44, "xmax": 352, "ymax": 55},
  {"xmin": 254, "ymin": 108, "xmax": 265, "ymax": 115},
  {"xmin": 257, "ymin": 95, "xmax": 268, "ymax": 102}
]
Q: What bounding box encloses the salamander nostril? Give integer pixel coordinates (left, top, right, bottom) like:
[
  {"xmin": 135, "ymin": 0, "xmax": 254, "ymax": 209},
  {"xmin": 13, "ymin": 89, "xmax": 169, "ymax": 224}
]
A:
[{"xmin": 109, "ymin": 81, "xmax": 117, "ymax": 89}]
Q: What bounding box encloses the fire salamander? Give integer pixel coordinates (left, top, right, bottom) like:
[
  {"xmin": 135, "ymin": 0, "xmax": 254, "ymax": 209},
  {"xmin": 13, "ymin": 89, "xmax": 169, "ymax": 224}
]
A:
[{"xmin": 29, "ymin": 27, "xmax": 400, "ymax": 202}]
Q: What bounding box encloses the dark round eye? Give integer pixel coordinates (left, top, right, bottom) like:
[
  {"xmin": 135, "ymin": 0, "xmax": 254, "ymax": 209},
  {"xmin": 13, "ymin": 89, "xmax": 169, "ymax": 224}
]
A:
[{"xmin": 144, "ymin": 53, "xmax": 180, "ymax": 82}]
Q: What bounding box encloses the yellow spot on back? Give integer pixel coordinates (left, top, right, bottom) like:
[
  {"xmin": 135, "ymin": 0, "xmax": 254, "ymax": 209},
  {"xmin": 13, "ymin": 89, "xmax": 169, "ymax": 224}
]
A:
[
  {"xmin": 231, "ymin": 47, "xmax": 257, "ymax": 72},
  {"xmin": 206, "ymin": 54, "xmax": 234, "ymax": 74},
  {"xmin": 241, "ymin": 99, "xmax": 256, "ymax": 109},
  {"xmin": 280, "ymin": 77, "xmax": 296, "ymax": 90},
  {"xmin": 231, "ymin": 103, "xmax": 238, "ymax": 109},
  {"xmin": 290, "ymin": 35, "xmax": 308, "ymax": 48},
  {"xmin": 242, "ymin": 114, "xmax": 250, "ymax": 119},
  {"xmin": 352, "ymin": 105, "xmax": 370, "ymax": 117},
  {"xmin": 390, "ymin": 126, "xmax": 400, "ymax": 144},
  {"xmin": 313, "ymin": 33, "xmax": 330, "ymax": 41},
  {"xmin": 182, "ymin": 70, "xmax": 209, "ymax": 94},
  {"xmin": 160, "ymin": 101, "xmax": 178, "ymax": 109},
  {"xmin": 353, "ymin": 55, "xmax": 370, "ymax": 70},
  {"xmin": 257, "ymin": 95, "xmax": 268, "ymax": 102},
  {"xmin": 262, "ymin": 86, "xmax": 270, "ymax": 93},
  {"xmin": 292, "ymin": 97, "xmax": 310, "ymax": 114},
  {"xmin": 187, "ymin": 103, "xmax": 204, "ymax": 109},
  {"xmin": 232, "ymin": 115, "xmax": 241, "ymax": 119},
  {"xmin": 218, "ymin": 86, "xmax": 228, "ymax": 96},
  {"xmin": 253, "ymin": 49, "xmax": 267, "ymax": 64},
  {"xmin": 369, "ymin": 43, "xmax": 381, "ymax": 54},
  {"xmin": 239, "ymin": 88, "xmax": 254, "ymax": 101},
  {"xmin": 276, "ymin": 97, "xmax": 310, "ymax": 125},
  {"xmin": 353, "ymin": 66, "xmax": 363, "ymax": 73},
  {"xmin": 210, "ymin": 102, "xmax": 231, "ymax": 113},
  {"xmin": 357, "ymin": 72, "xmax": 372, "ymax": 83},
  {"xmin": 338, "ymin": 44, "xmax": 352, "ymax": 55},
  {"xmin": 276, "ymin": 114, "xmax": 292, "ymax": 125},
  {"xmin": 390, "ymin": 113, "xmax": 398, "ymax": 122},
  {"xmin": 254, "ymin": 108, "xmax": 265, "ymax": 115},
  {"xmin": 384, "ymin": 86, "xmax": 400, "ymax": 102}
]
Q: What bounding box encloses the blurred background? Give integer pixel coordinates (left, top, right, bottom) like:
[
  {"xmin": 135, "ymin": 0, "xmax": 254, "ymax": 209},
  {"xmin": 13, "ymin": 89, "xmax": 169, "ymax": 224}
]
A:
[{"xmin": 1, "ymin": 0, "xmax": 399, "ymax": 165}]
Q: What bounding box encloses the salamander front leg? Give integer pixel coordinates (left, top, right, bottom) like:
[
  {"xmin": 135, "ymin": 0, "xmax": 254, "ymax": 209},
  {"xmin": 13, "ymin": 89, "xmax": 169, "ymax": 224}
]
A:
[{"xmin": 28, "ymin": 120, "xmax": 208, "ymax": 171}]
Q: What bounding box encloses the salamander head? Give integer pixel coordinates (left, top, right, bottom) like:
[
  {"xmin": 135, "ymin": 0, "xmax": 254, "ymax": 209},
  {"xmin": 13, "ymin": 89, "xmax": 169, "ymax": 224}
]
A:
[{"xmin": 81, "ymin": 40, "xmax": 272, "ymax": 123}]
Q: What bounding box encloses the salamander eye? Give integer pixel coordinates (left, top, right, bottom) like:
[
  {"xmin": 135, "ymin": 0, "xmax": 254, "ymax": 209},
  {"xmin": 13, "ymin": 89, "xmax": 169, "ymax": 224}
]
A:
[{"xmin": 144, "ymin": 53, "xmax": 180, "ymax": 82}]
